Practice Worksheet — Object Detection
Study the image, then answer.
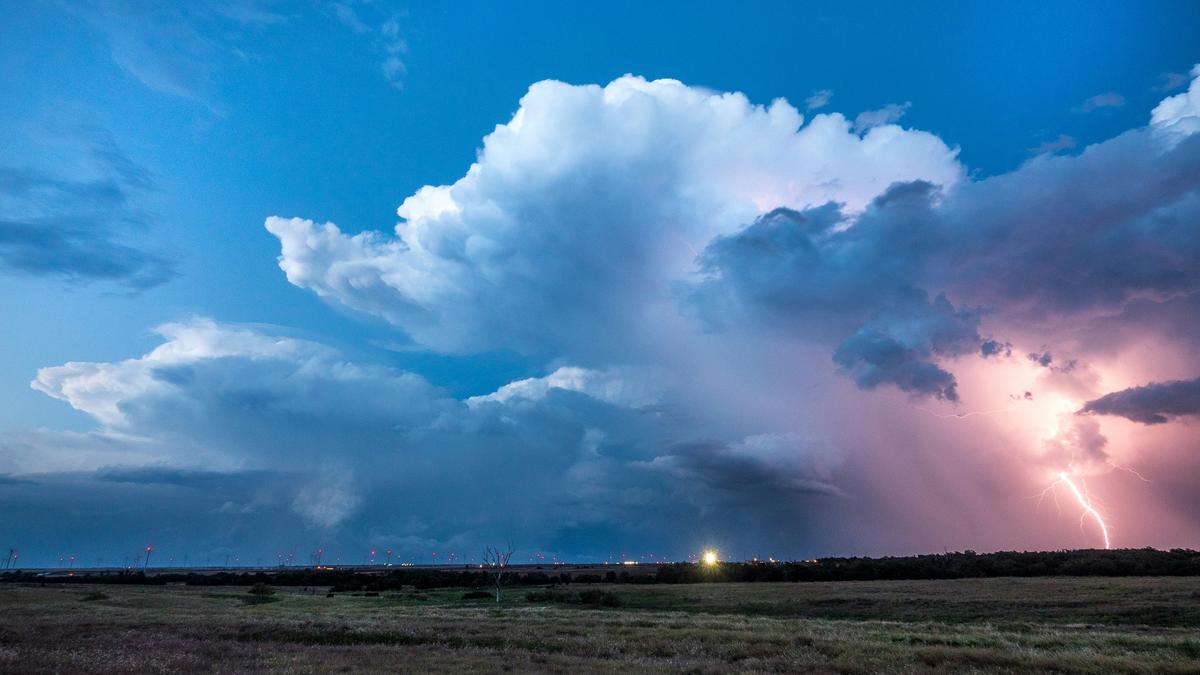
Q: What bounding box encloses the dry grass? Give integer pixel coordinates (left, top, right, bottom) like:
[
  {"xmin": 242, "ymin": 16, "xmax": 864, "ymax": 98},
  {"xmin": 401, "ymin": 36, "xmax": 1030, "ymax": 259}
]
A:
[{"xmin": 1, "ymin": 577, "xmax": 1198, "ymax": 673}]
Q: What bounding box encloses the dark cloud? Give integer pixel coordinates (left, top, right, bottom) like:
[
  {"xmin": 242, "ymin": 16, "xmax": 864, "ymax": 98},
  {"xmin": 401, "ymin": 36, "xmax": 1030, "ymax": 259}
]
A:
[
  {"xmin": 0, "ymin": 470, "xmax": 319, "ymax": 566},
  {"xmin": 649, "ymin": 434, "xmax": 842, "ymax": 502},
  {"xmin": 934, "ymin": 131, "xmax": 1200, "ymax": 315},
  {"xmin": 1028, "ymin": 351, "xmax": 1053, "ymax": 368},
  {"xmin": 686, "ymin": 101, "xmax": 1200, "ymax": 401},
  {"xmin": 832, "ymin": 293, "xmax": 980, "ymax": 401},
  {"xmin": 1081, "ymin": 377, "xmax": 1200, "ymax": 425},
  {"xmin": 980, "ymin": 339, "xmax": 1012, "ymax": 358},
  {"xmin": 94, "ymin": 466, "xmax": 274, "ymax": 488},
  {"xmin": 0, "ymin": 135, "xmax": 175, "ymax": 289},
  {"xmin": 689, "ymin": 182, "xmax": 942, "ymax": 332},
  {"xmin": 688, "ymin": 182, "xmax": 982, "ymax": 399},
  {"xmin": 11, "ymin": 319, "xmax": 843, "ymax": 562}
]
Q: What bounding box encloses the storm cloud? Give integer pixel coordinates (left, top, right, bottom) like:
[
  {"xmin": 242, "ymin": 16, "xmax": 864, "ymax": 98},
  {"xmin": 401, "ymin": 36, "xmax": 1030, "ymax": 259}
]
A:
[
  {"xmin": 19, "ymin": 318, "xmax": 839, "ymax": 556},
  {"xmin": 9, "ymin": 66, "xmax": 1200, "ymax": 563},
  {"xmin": 1081, "ymin": 377, "xmax": 1200, "ymax": 425}
]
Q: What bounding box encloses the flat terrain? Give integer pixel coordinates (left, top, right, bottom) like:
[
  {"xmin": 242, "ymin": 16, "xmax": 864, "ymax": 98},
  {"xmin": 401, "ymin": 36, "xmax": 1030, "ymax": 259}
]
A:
[{"xmin": 2, "ymin": 577, "xmax": 1199, "ymax": 673}]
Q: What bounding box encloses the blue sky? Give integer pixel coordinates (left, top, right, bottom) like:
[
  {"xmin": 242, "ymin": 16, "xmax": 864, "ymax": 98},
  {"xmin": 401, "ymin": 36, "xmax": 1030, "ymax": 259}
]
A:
[{"xmin": 2, "ymin": 1, "xmax": 1199, "ymax": 566}]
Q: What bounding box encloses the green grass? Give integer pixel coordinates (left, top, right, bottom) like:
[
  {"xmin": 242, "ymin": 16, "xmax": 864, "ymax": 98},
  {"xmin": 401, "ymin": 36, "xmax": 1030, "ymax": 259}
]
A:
[{"xmin": 1, "ymin": 577, "xmax": 1198, "ymax": 673}]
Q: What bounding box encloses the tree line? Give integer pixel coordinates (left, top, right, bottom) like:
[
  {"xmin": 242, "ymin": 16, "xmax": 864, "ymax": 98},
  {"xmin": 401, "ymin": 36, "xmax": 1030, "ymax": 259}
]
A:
[{"xmin": 4, "ymin": 548, "xmax": 1197, "ymax": 589}]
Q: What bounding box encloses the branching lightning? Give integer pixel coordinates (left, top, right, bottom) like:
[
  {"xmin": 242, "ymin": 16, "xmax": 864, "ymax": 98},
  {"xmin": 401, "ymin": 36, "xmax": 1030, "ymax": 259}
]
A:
[
  {"xmin": 1051, "ymin": 472, "xmax": 1111, "ymax": 549},
  {"xmin": 1107, "ymin": 461, "xmax": 1151, "ymax": 483},
  {"xmin": 914, "ymin": 402, "xmax": 1028, "ymax": 421},
  {"xmin": 911, "ymin": 378, "xmax": 1136, "ymax": 551}
]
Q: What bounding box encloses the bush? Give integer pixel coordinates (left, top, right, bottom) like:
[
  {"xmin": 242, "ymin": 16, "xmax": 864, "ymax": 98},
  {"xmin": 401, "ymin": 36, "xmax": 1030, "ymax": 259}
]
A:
[
  {"xmin": 243, "ymin": 583, "xmax": 278, "ymax": 604},
  {"xmin": 461, "ymin": 590, "xmax": 493, "ymax": 600}
]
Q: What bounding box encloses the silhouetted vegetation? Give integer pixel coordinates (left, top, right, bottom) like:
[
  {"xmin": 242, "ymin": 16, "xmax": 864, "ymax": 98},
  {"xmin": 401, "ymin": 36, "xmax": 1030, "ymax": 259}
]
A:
[
  {"xmin": 653, "ymin": 548, "xmax": 1200, "ymax": 583},
  {"xmin": 243, "ymin": 582, "xmax": 277, "ymax": 605},
  {"xmin": 4, "ymin": 549, "xmax": 1197, "ymax": 590}
]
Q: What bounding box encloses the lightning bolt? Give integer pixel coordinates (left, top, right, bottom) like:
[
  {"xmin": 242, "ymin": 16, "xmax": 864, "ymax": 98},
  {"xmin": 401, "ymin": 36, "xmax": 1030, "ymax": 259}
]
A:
[
  {"xmin": 1107, "ymin": 460, "xmax": 1151, "ymax": 483},
  {"xmin": 1053, "ymin": 472, "xmax": 1111, "ymax": 549},
  {"xmin": 913, "ymin": 401, "xmax": 1029, "ymax": 420}
]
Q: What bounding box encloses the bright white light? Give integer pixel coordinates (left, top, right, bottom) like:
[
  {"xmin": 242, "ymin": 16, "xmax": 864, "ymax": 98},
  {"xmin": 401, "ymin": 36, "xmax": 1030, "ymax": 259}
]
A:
[
  {"xmin": 1055, "ymin": 472, "xmax": 1112, "ymax": 549},
  {"xmin": 702, "ymin": 549, "xmax": 718, "ymax": 566}
]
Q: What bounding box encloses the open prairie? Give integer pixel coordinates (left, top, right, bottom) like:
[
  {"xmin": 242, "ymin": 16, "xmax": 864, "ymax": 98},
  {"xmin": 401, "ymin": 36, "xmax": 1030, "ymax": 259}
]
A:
[{"xmin": 3, "ymin": 577, "xmax": 1199, "ymax": 673}]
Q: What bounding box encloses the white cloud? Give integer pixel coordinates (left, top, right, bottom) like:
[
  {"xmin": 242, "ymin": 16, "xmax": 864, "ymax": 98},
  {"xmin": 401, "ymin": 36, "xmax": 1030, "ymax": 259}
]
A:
[
  {"xmin": 19, "ymin": 68, "xmax": 1200, "ymax": 558},
  {"xmin": 852, "ymin": 102, "xmax": 911, "ymax": 133},
  {"xmin": 32, "ymin": 318, "xmax": 333, "ymax": 426},
  {"xmin": 292, "ymin": 468, "xmax": 362, "ymax": 528},
  {"xmin": 327, "ymin": 2, "xmax": 408, "ymax": 90},
  {"xmin": 805, "ymin": 89, "xmax": 833, "ymax": 110},
  {"xmin": 21, "ymin": 318, "xmax": 838, "ymax": 543},
  {"xmin": 267, "ymin": 75, "xmax": 962, "ymax": 356},
  {"xmin": 467, "ymin": 366, "xmax": 665, "ymax": 408},
  {"xmin": 1152, "ymin": 64, "xmax": 1200, "ymax": 140}
]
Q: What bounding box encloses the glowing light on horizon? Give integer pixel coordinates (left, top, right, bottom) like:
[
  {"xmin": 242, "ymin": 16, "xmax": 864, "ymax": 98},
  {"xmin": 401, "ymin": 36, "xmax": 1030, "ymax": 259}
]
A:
[
  {"xmin": 1052, "ymin": 472, "xmax": 1111, "ymax": 550},
  {"xmin": 702, "ymin": 549, "xmax": 719, "ymax": 566}
]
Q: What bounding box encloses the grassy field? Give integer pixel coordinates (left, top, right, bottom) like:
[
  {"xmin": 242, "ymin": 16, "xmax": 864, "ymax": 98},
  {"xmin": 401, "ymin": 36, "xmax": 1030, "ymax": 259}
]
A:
[{"xmin": 2, "ymin": 577, "xmax": 1199, "ymax": 673}]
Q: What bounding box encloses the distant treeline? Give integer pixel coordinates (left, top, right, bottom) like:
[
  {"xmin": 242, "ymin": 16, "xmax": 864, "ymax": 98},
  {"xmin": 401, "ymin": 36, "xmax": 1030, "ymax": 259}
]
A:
[
  {"xmin": 4, "ymin": 549, "xmax": 1199, "ymax": 589},
  {"xmin": 655, "ymin": 548, "xmax": 1200, "ymax": 583}
]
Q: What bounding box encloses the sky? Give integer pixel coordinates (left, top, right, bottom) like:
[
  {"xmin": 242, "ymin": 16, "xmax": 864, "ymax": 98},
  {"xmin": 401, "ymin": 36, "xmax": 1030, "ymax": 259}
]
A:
[{"xmin": 1, "ymin": 0, "xmax": 1199, "ymax": 568}]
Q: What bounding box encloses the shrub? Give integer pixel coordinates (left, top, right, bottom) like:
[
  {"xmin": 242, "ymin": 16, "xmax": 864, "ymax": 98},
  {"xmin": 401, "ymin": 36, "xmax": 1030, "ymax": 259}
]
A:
[
  {"xmin": 243, "ymin": 583, "xmax": 279, "ymax": 605},
  {"xmin": 462, "ymin": 590, "xmax": 493, "ymax": 600}
]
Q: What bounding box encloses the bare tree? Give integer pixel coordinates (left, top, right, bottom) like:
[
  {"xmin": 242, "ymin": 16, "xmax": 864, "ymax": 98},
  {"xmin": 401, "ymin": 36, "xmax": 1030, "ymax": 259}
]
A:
[{"xmin": 482, "ymin": 543, "xmax": 515, "ymax": 604}]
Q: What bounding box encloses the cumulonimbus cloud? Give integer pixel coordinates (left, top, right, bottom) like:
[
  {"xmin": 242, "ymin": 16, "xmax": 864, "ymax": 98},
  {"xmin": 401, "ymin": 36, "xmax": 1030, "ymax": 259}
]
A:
[
  {"xmin": 12, "ymin": 67, "xmax": 1200, "ymax": 560},
  {"xmin": 267, "ymin": 70, "xmax": 1200, "ymax": 404},
  {"xmin": 266, "ymin": 75, "xmax": 963, "ymax": 359}
]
